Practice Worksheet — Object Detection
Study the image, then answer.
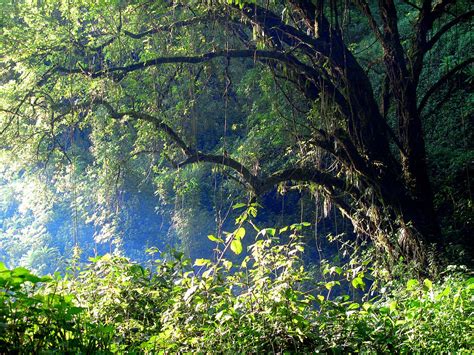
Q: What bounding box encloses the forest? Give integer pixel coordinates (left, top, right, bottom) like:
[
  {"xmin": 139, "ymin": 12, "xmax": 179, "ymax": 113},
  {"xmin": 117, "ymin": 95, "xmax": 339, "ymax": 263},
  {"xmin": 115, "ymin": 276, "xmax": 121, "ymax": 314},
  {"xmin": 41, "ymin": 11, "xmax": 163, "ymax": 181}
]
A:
[{"xmin": 0, "ymin": 0, "xmax": 472, "ymax": 352}]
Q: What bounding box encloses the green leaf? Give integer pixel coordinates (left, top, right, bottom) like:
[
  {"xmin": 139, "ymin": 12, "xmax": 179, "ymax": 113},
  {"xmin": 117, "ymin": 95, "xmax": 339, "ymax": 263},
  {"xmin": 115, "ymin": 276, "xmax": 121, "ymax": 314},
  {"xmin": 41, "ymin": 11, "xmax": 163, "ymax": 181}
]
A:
[
  {"xmin": 194, "ymin": 259, "xmax": 210, "ymax": 267},
  {"xmin": 329, "ymin": 266, "xmax": 343, "ymax": 275},
  {"xmin": 406, "ymin": 279, "xmax": 419, "ymax": 291},
  {"xmin": 232, "ymin": 202, "xmax": 247, "ymax": 209},
  {"xmin": 183, "ymin": 285, "xmax": 199, "ymax": 303},
  {"xmin": 325, "ymin": 281, "xmax": 340, "ymax": 290},
  {"xmin": 23, "ymin": 274, "xmax": 42, "ymax": 284},
  {"xmin": 223, "ymin": 260, "xmax": 233, "ymax": 270},
  {"xmin": 230, "ymin": 238, "xmax": 243, "ymax": 255},
  {"xmin": 436, "ymin": 286, "xmax": 451, "ymax": 300},
  {"xmin": 67, "ymin": 306, "xmax": 84, "ymax": 315},
  {"xmin": 207, "ymin": 234, "xmax": 223, "ymax": 243},
  {"xmin": 234, "ymin": 227, "xmax": 246, "ymax": 240},
  {"xmin": 12, "ymin": 267, "xmax": 31, "ymax": 277},
  {"xmin": 248, "ymin": 206, "xmax": 257, "ymax": 218},
  {"xmin": 202, "ymin": 269, "xmax": 213, "ymax": 278},
  {"xmin": 347, "ymin": 303, "xmax": 360, "ymax": 310},
  {"xmin": 260, "ymin": 228, "xmax": 276, "ymax": 237},
  {"xmin": 351, "ymin": 277, "xmax": 366, "ymax": 290},
  {"xmin": 423, "ymin": 279, "xmax": 433, "ymax": 291}
]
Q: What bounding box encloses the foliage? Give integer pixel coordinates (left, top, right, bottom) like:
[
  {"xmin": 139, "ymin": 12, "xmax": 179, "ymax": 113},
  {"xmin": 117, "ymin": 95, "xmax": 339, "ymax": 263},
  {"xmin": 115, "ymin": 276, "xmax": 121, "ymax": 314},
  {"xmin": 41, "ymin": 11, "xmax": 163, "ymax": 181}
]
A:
[
  {"xmin": 0, "ymin": 263, "xmax": 88, "ymax": 353},
  {"xmin": 0, "ymin": 0, "xmax": 472, "ymax": 272},
  {"xmin": 1, "ymin": 226, "xmax": 472, "ymax": 353},
  {"xmin": 0, "ymin": 0, "xmax": 472, "ymax": 351}
]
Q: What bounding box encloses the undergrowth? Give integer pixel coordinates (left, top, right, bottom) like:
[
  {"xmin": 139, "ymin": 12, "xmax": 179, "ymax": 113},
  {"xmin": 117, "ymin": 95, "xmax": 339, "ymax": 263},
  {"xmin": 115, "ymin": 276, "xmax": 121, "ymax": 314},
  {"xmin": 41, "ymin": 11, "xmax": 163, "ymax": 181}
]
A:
[{"xmin": 0, "ymin": 223, "xmax": 472, "ymax": 353}]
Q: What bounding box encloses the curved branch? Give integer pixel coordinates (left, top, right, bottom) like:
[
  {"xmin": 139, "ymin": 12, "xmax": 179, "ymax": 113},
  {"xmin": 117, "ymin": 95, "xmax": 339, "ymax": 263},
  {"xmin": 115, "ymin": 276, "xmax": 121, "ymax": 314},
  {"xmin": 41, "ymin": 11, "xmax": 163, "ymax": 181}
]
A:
[
  {"xmin": 426, "ymin": 10, "xmax": 474, "ymax": 51},
  {"xmin": 89, "ymin": 16, "xmax": 214, "ymax": 52},
  {"xmin": 90, "ymin": 99, "xmax": 195, "ymax": 156},
  {"xmin": 57, "ymin": 49, "xmax": 307, "ymax": 79},
  {"xmin": 418, "ymin": 57, "xmax": 473, "ymax": 114},
  {"xmin": 90, "ymin": 36, "xmax": 117, "ymax": 52},
  {"xmin": 56, "ymin": 3, "xmax": 386, "ymax": 164},
  {"xmin": 75, "ymin": 99, "xmax": 347, "ymax": 197},
  {"xmin": 430, "ymin": 0, "xmax": 457, "ymax": 21},
  {"xmin": 262, "ymin": 168, "xmax": 345, "ymax": 195},
  {"xmin": 410, "ymin": 0, "xmax": 463, "ymax": 82},
  {"xmin": 176, "ymin": 153, "xmax": 261, "ymax": 192},
  {"xmin": 236, "ymin": 3, "xmax": 332, "ymax": 59},
  {"xmin": 57, "ymin": 46, "xmax": 351, "ymax": 119},
  {"xmin": 178, "ymin": 156, "xmax": 346, "ymax": 196}
]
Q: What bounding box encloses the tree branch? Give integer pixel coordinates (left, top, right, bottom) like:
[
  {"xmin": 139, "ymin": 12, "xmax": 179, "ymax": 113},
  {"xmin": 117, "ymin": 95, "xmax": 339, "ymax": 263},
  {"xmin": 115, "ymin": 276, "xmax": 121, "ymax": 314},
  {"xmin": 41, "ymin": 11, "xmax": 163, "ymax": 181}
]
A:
[
  {"xmin": 410, "ymin": 0, "xmax": 463, "ymax": 82},
  {"xmin": 57, "ymin": 49, "xmax": 309, "ymax": 79},
  {"xmin": 70, "ymin": 98, "xmax": 347, "ymax": 197},
  {"xmin": 401, "ymin": 0, "xmax": 422, "ymax": 11},
  {"xmin": 236, "ymin": 3, "xmax": 333, "ymax": 60},
  {"xmin": 426, "ymin": 10, "xmax": 474, "ymax": 50},
  {"xmin": 354, "ymin": 1, "xmax": 386, "ymax": 47},
  {"xmin": 88, "ymin": 16, "xmax": 214, "ymax": 52},
  {"xmin": 176, "ymin": 153, "xmax": 261, "ymax": 192},
  {"xmin": 418, "ymin": 57, "xmax": 473, "ymax": 114},
  {"xmin": 262, "ymin": 167, "xmax": 346, "ymax": 195},
  {"xmin": 90, "ymin": 99, "xmax": 195, "ymax": 156},
  {"xmin": 378, "ymin": 0, "xmax": 409, "ymax": 73},
  {"xmin": 287, "ymin": 0, "xmax": 317, "ymax": 34},
  {"xmin": 430, "ymin": 0, "xmax": 457, "ymax": 21},
  {"xmin": 57, "ymin": 45, "xmax": 352, "ymax": 122}
]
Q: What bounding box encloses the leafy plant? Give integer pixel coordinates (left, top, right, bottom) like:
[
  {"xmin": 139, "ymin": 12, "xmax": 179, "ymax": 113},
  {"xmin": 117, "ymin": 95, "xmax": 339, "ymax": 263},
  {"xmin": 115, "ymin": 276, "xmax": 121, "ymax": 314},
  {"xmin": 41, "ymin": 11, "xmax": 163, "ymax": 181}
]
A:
[{"xmin": 1, "ymin": 228, "xmax": 472, "ymax": 353}]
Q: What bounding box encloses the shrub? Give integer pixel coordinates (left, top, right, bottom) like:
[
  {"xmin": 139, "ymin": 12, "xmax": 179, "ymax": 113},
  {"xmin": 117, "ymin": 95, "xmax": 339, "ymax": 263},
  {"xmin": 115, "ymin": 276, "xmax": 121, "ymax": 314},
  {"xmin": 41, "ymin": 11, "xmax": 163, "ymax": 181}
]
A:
[{"xmin": 1, "ymin": 228, "xmax": 472, "ymax": 353}]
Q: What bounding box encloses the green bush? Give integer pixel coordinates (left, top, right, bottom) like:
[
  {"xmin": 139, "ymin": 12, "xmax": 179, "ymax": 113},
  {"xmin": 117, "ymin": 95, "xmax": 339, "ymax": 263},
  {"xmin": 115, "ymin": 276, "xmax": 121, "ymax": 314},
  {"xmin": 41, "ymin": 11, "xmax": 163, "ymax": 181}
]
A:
[
  {"xmin": 0, "ymin": 263, "xmax": 88, "ymax": 352},
  {"xmin": 1, "ymin": 228, "xmax": 472, "ymax": 353}
]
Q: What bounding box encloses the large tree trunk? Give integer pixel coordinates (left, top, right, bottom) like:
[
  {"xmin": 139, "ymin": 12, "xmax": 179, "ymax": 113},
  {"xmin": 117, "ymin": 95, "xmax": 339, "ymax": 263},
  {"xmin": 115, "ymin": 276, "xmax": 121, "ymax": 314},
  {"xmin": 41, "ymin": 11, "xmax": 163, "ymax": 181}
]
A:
[{"xmin": 232, "ymin": 1, "xmax": 449, "ymax": 273}]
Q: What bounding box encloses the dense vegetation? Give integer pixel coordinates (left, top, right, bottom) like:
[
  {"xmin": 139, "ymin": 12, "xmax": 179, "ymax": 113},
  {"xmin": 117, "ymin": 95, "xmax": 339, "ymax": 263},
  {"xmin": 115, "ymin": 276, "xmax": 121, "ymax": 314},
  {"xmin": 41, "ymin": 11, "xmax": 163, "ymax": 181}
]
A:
[
  {"xmin": 1, "ymin": 220, "xmax": 472, "ymax": 352},
  {"xmin": 0, "ymin": 0, "xmax": 472, "ymax": 352}
]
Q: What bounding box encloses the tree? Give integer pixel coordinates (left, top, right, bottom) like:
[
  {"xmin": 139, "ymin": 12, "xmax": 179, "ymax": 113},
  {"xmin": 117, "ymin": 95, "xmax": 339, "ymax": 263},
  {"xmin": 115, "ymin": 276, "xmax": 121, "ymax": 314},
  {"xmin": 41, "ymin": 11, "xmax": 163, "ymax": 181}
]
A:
[{"xmin": 1, "ymin": 0, "xmax": 472, "ymax": 273}]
